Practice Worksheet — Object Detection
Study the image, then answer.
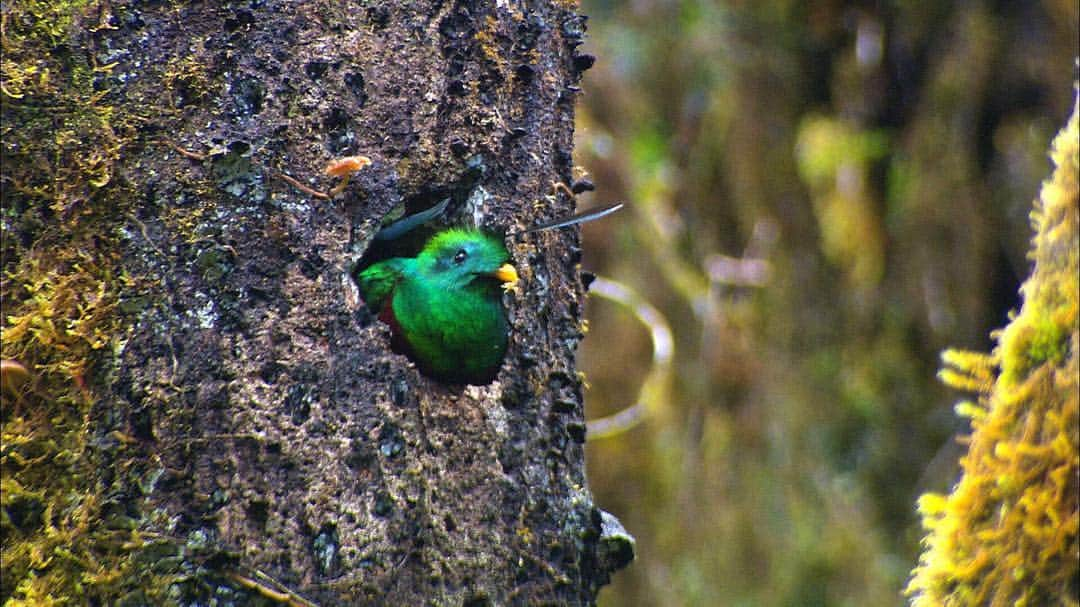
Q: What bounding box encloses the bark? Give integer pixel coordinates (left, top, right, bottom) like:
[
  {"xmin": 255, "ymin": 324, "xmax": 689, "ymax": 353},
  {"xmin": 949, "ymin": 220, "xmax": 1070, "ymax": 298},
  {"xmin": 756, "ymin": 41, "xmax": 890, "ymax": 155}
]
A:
[{"xmin": 2, "ymin": 1, "xmax": 631, "ymax": 605}]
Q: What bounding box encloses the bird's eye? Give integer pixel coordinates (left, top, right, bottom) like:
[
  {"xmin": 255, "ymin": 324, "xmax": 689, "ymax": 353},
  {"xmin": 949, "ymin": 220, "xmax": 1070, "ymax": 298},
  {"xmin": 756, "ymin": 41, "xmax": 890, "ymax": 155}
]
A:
[{"xmin": 453, "ymin": 249, "xmax": 468, "ymax": 264}]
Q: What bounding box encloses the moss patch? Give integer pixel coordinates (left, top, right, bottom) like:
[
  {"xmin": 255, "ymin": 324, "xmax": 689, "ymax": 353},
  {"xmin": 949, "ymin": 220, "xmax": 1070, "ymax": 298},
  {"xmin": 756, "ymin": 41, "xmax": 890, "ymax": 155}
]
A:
[
  {"xmin": 1, "ymin": 1, "xmax": 143, "ymax": 603},
  {"xmin": 906, "ymin": 93, "xmax": 1079, "ymax": 606}
]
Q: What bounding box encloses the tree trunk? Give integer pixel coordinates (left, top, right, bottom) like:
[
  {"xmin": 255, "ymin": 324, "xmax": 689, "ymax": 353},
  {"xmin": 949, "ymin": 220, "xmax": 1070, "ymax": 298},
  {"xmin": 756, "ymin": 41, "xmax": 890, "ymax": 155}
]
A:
[{"xmin": 1, "ymin": 1, "xmax": 631, "ymax": 605}]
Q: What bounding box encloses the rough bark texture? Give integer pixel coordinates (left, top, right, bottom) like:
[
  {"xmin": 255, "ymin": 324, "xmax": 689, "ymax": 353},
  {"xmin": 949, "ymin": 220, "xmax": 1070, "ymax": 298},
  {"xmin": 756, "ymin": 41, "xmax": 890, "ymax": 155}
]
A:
[{"xmin": 2, "ymin": 1, "xmax": 629, "ymax": 605}]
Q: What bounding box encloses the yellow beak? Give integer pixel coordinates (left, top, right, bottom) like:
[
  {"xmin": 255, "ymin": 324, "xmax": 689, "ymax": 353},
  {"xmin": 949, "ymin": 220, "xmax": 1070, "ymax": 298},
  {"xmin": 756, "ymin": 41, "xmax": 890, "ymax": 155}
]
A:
[{"xmin": 493, "ymin": 263, "xmax": 519, "ymax": 285}]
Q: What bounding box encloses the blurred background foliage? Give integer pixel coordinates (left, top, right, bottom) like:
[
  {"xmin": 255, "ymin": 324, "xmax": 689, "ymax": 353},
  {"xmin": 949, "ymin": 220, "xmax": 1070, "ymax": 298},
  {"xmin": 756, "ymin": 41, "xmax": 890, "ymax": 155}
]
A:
[{"xmin": 572, "ymin": 1, "xmax": 1077, "ymax": 605}]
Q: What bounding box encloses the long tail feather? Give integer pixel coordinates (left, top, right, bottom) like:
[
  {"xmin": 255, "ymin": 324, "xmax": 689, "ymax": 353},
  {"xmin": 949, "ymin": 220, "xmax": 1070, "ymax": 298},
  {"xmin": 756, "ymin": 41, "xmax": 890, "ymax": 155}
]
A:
[{"xmin": 519, "ymin": 202, "xmax": 624, "ymax": 235}]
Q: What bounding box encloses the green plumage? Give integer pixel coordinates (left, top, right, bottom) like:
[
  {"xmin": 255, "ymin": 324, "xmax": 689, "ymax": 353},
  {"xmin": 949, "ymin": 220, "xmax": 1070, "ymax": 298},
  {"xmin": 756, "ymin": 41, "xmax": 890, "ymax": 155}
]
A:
[{"xmin": 357, "ymin": 229, "xmax": 517, "ymax": 385}]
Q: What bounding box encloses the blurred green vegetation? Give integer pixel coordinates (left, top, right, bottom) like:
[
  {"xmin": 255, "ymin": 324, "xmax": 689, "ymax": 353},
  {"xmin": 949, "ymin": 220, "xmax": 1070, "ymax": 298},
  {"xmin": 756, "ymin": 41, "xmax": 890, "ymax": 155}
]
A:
[{"xmin": 574, "ymin": 2, "xmax": 1077, "ymax": 605}]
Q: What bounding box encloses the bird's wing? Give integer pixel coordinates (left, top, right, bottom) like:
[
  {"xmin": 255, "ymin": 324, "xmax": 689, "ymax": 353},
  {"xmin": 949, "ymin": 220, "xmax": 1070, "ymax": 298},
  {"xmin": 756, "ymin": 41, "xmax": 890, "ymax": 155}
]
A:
[{"xmin": 356, "ymin": 258, "xmax": 411, "ymax": 312}]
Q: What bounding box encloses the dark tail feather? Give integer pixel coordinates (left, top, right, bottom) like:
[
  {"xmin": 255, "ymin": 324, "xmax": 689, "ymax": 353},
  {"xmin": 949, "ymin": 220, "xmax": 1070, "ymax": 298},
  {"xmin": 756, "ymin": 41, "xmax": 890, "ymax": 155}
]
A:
[{"xmin": 374, "ymin": 198, "xmax": 452, "ymax": 241}]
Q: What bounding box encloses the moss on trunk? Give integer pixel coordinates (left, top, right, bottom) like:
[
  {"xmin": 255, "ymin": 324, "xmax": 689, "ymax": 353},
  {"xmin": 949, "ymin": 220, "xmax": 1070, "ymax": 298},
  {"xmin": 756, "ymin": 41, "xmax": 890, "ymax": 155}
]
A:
[
  {"xmin": 2, "ymin": 1, "xmax": 630, "ymax": 605},
  {"xmin": 907, "ymin": 90, "xmax": 1079, "ymax": 606}
]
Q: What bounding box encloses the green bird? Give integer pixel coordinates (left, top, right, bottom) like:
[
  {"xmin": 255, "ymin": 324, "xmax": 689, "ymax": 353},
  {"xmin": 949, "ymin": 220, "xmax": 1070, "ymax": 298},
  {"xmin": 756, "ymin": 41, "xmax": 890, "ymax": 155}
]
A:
[
  {"xmin": 356, "ymin": 228, "xmax": 519, "ymax": 385},
  {"xmin": 356, "ymin": 201, "xmax": 622, "ymax": 384}
]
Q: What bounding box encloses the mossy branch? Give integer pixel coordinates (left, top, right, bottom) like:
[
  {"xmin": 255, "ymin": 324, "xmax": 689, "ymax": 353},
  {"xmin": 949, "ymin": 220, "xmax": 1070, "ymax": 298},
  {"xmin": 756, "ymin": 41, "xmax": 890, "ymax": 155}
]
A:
[{"xmin": 906, "ymin": 90, "xmax": 1079, "ymax": 606}]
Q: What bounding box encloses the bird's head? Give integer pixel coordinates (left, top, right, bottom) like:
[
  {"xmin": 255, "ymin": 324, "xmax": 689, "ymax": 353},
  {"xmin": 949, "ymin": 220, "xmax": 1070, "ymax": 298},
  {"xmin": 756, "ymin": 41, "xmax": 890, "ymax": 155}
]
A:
[{"xmin": 417, "ymin": 229, "xmax": 518, "ymax": 290}]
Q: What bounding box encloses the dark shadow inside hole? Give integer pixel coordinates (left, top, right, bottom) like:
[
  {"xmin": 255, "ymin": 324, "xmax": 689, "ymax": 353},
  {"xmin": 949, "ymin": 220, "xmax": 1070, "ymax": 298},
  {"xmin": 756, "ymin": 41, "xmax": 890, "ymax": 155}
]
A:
[{"xmin": 354, "ymin": 158, "xmax": 491, "ymax": 275}]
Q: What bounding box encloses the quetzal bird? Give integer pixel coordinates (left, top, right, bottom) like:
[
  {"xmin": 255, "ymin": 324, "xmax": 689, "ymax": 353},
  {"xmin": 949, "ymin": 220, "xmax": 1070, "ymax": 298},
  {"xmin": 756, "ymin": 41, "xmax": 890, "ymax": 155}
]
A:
[
  {"xmin": 356, "ymin": 229, "xmax": 518, "ymax": 385},
  {"xmin": 356, "ymin": 202, "xmax": 621, "ymax": 385}
]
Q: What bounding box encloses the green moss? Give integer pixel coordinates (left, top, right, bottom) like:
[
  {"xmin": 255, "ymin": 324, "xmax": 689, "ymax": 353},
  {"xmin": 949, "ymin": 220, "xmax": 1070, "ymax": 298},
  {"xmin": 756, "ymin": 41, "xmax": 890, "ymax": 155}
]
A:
[
  {"xmin": 1024, "ymin": 315, "xmax": 1068, "ymax": 370},
  {"xmin": 906, "ymin": 92, "xmax": 1079, "ymax": 606},
  {"xmin": 1, "ymin": 1, "xmax": 145, "ymax": 604},
  {"xmin": 2, "ymin": 2, "xmax": 295, "ymax": 602}
]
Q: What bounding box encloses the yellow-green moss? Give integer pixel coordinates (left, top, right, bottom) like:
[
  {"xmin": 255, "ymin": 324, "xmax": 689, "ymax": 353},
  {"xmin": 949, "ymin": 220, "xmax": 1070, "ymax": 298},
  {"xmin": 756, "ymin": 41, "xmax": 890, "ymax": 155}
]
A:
[
  {"xmin": 1, "ymin": 1, "xmax": 140, "ymax": 604},
  {"xmin": 906, "ymin": 92, "xmax": 1080, "ymax": 606}
]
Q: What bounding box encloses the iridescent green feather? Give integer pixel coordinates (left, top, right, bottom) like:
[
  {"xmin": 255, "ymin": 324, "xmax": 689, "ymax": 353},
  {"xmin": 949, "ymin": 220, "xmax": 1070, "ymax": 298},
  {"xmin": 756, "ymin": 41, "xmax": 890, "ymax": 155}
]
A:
[
  {"xmin": 355, "ymin": 257, "xmax": 411, "ymax": 312},
  {"xmin": 357, "ymin": 229, "xmax": 513, "ymax": 384}
]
